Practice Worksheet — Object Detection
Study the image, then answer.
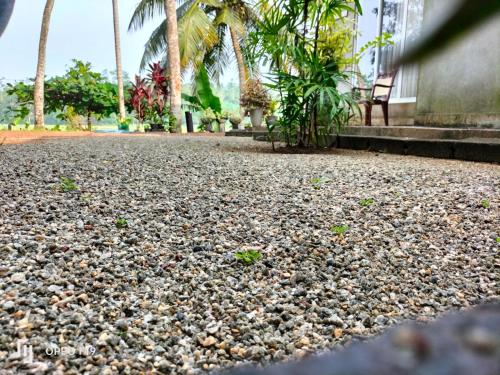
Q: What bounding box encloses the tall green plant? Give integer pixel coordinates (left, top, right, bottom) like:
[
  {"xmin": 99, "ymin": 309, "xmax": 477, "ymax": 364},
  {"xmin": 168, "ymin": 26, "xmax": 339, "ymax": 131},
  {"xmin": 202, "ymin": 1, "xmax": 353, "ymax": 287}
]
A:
[{"xmin": 247, "ymin": 0, "xmax": 363, "ymax": 148}]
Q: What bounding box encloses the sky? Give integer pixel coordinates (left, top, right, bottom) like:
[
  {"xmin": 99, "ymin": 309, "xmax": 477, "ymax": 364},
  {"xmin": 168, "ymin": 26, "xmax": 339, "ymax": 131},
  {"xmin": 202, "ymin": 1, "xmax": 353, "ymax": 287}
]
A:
[{"xmin": 0, "ymin": 0, "xmax": 237, "ymax": 84}]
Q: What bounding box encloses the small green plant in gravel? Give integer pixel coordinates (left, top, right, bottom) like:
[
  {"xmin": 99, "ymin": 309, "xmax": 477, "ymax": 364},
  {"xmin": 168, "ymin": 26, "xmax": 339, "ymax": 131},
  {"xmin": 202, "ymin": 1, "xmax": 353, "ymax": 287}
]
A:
[
  {"xmin": 359, "ymin": 198, "xmax": 375, "ymax": 207},
  {"xmin": 115, "ymin": 217, "xmax": 129, "ymax": 229},
  {"xmin": 481, "ymin": 199, "xmax": 490, "ymax": 209},
  {"xmin": 60, "ymin": 177, "xmax": 78, "ymax": 192},
  {"xmin": 496, "ymin": 237, "xmax": 500, "ymax": 243},
  {"xmin": 117, "ymin": 330, "xmax": 127, "ymax": 338},
  {"xmin": 311, "ymin": 177, "xmax": 331, "ymax": 190},
  {"xmin": 330, "ymin": 225, "xmax": 349, "ymax": 236},
  {"xmin": 235, "ymin": 250, "xmax": 262, "ymax": 265}
]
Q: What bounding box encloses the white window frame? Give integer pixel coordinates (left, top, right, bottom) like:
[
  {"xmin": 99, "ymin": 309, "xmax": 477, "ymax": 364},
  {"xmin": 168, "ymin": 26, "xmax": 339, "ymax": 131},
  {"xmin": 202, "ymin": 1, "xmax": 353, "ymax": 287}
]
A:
[{"xmin": 372, "ymin": 0, "xmax": 418, "ymax": 102}]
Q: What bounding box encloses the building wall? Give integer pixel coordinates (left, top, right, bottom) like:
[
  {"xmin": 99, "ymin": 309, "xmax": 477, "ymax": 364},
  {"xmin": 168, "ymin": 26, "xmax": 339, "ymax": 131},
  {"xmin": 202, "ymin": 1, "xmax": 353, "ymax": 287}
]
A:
[
  {"xmin": 415, "ymin": 0, "xmax": 500, "ymax": 128},
  {"xmin": 352, "ymin": 102, "xmax": 416, "ymax": 126}
]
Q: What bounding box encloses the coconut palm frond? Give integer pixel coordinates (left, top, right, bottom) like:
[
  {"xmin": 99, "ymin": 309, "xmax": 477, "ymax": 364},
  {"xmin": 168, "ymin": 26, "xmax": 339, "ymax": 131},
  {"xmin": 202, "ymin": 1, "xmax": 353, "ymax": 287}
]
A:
[
  {"xmin": 178, "ymin": 4, "xmax": 219, "ymax": 69},
  {"xmin": 128, "ymin": 0, "xmax": 165, "ymax": 32},
  {"xmin": 214, "ymin": 7, "xmax": 244, "ymax": 35},
  {"xmin": 203, "ymin": 26, "xmax": 231, "ymax": 84},
  {"xmin": 139, "ymin": 19, "xmax": 167, "ymax": 70}
]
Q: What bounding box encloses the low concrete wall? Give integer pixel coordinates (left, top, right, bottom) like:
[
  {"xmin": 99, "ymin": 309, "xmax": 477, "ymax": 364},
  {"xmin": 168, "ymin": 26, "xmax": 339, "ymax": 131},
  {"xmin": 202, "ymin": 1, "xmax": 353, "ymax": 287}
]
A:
[{"xmin": 415, "ymin": 0, "xmax": 500, "ymax": 128}]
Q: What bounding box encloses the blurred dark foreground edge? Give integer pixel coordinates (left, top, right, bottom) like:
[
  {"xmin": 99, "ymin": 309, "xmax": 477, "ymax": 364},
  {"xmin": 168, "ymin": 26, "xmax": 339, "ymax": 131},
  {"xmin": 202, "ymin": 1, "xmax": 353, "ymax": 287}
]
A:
[
  {"xmin": 0, "ymin": 0, "xmax": 15, "ymax": 37},
  {"xmin": 223, "ymin": 302, "xmax": 500, "ymax": 375}
]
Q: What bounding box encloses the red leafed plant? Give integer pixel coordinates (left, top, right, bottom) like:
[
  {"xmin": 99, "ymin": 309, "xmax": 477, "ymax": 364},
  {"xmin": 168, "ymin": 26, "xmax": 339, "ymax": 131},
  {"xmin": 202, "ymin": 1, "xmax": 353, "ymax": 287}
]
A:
[{"xmin": 126, "ymin": 62, "xmax": 171, "ymax": 127}]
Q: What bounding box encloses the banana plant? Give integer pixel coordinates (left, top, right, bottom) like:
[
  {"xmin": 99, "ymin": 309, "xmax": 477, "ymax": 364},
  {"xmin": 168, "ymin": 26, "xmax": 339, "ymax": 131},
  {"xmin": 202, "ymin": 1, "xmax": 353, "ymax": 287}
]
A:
[{"xmin": 182, "ymin": 65, "xmax": 222, "ymax": 114}]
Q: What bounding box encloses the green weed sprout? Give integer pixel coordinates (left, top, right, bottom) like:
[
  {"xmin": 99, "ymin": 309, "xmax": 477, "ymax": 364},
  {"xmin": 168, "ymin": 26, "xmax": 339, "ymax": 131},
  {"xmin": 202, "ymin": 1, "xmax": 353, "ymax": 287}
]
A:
[
  {"xmin": 330, "ymin": 225, "xmax": 349, "ymax": 236},
  {"xmin": 311, "ymin": 177, "xmax": 331, "ymax": 190},
  {"xmin": 60, "ymin": 177, "xmax": 78, "ymax": 192},
  {"xmin": 115, "ymin": 217, "xmax": 129, "ymax": 229},
  {"xmin": 235, "ymin": 250, "xmax": 262, "ymax": 265},
  {"xmin": 359, "ymin": 198, "xmax": 375, "ymax": 207}
]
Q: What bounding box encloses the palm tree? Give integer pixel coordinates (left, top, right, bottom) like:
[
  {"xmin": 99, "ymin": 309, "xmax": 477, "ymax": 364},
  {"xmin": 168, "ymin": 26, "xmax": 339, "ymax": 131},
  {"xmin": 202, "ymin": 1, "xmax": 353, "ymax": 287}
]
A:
[
  {"xmin": 34, "ymin": 0, "xmax": 55, "ymax": 129},
  {"xmin": 164, "ymin": 0, "xmax": 182, "ymax": 132},
  {"xmin": 112, "ymin": 0, "xmax": 126, "ymax": 121},
  {"xmin": 129, "ymin": 0, "xmax": 253, "ymax": 117}
]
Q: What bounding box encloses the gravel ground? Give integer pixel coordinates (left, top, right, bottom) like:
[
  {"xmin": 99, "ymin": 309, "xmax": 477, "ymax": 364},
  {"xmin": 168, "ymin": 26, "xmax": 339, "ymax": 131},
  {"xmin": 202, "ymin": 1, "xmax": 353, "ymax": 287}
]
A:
[{"xmin": 0, "ymin": 136, "xmax": 498, "ymax": 374}]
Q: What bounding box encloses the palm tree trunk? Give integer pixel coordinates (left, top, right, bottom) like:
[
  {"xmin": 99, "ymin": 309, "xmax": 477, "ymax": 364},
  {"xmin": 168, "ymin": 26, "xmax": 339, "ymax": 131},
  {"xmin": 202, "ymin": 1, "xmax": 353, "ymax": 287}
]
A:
[
  {"xmin": 112, "ymin": 0, "xmax": 126, "ymax": 121},
  {"xmin": 164, "ymin": 0, "xmax": 182, "ymax": 133},
  {"xmin": 34, "ymin": 0, "xmax": 55, "ymax": 129},
  {"xmin": 229, "ymin": 26, "xmax": 247, "ymax": 119}
]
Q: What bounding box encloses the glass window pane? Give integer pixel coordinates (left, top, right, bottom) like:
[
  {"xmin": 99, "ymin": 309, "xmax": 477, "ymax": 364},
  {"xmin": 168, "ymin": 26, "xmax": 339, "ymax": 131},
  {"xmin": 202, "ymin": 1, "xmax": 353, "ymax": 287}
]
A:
[{"xmin": 355, "ymin": 0, "xmax": 380, "ymax": 87}]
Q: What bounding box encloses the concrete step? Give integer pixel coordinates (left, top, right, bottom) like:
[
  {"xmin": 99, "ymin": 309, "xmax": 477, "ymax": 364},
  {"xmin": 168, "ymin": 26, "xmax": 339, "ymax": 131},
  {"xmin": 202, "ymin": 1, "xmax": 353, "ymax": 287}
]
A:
[
  {"xmin": 225, "ymin": 127, "xmax": 500, "ymax": 163},
  {"xmin": 336, "ymin": 134, "xmax": 499, "ymax": 163},
  {"xmin": 343, "ymin": 126, "xmax": 500, "ymax": 140}
]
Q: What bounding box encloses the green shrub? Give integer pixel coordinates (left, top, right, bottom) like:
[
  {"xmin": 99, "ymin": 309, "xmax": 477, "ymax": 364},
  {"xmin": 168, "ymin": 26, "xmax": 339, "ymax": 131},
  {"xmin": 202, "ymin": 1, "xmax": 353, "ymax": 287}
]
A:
[
  {"xmin": 60, "ymin": 177, "xmax": 78, "ymax": 192},
  {"xmin": 235, "ymin": 250, "xmax": 262, "ymax": 265}
]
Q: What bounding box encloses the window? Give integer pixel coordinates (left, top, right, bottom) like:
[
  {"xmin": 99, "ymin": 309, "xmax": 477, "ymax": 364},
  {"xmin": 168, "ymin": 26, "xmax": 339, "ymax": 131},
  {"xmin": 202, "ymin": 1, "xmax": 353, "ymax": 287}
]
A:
[{"xmin": 356, "ymin": 0, "xmax": 424, "ymax": 100}]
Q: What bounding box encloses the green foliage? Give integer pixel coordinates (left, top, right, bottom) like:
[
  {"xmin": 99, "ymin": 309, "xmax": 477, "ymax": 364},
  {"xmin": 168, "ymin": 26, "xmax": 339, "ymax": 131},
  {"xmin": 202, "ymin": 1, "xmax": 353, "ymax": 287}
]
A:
[
  {"xmin": 8, "ymin": 61, "xmax": 119, "ymax": 129},
  {"xmin": 247, "ymin": 0, "xmax": 363, "ymax": 148},
  {"xmin": 130, "ymin": 0, "xmax": 254, "ymax": 83},
  {"xmin": 496, "ymin": 237, "xmax": 500, "ymax": 243},
  {"xmin": 182, "ymin": 65, "xmax": 222, "ymax": 114},
  {"xmin": 268, "ymin": 99, "xmax": 279, "ymax": 115},
  {"xmin": 60, "ymin": 177, "xmax": 78, "ymax": 192},
  {"xmin": 330, "ymin": 224, "xmax": 349, "ymax": 235},
  {"xmin": 5, "ymin": 82, "xmax": 32, "ymax": 127},
  {"xmin": 311, "ymin": 177, "xmax": 331, "ymax": 190},
  {"xmin": 481, "ymin": 199, "xmax": 490, "ymax": 209},
  {"xmin": 118, "ymin": 117, "xmax": 132, "ymax": 131},
  {"xmin": 115, "ymin": 217, "xmax": 129, "ymax": 229},
  {"xmin": 234, "ymin": 250, "xmax": 262, "ymax": 265},
  {"xmin": 359, "ymin": 198, "xmax": 374, "ymax": 207}
]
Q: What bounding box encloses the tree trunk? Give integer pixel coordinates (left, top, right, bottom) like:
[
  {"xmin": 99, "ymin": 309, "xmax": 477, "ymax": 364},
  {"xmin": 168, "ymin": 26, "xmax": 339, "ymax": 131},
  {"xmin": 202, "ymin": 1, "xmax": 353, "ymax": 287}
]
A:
[
  {"xmin": 34, "ymin": 0, "xmax": 55, "ymax": 129},
  {"xmin": 164, "ymin": 0, "xmax": 182, "ymax": 133},
  {"xmin": 87, "ymin": 112, "xmax": 92, "ymax": 131},
  {"xmin": 112, "ymin": 0, "xmax": 126, "ymax": 121},
  {"xmin": 230, "ymin": 26, "xmax": 247, "ymax": 119}
]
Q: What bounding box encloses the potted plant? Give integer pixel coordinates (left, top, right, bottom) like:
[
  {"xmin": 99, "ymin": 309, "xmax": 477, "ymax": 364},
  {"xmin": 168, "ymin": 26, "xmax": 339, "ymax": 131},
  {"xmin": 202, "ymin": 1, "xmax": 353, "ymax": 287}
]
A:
[
  {"xmin": 229, "ymin": 114, "xmax": 242, "ymax": 130},
  {"xmin": 200, "ymin": 108, "xmax": 217, "ymax": 132},
  {"xmin": 240, "ymin": 79, "xmax": 270, "ymax": 129},
  {"xmin": 117, "ymin": 117, "xmax": 132, "ymax": 132},
  {"xmin": 216, "ymin": 111, "xmax": 230, "ymax": 132}
]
